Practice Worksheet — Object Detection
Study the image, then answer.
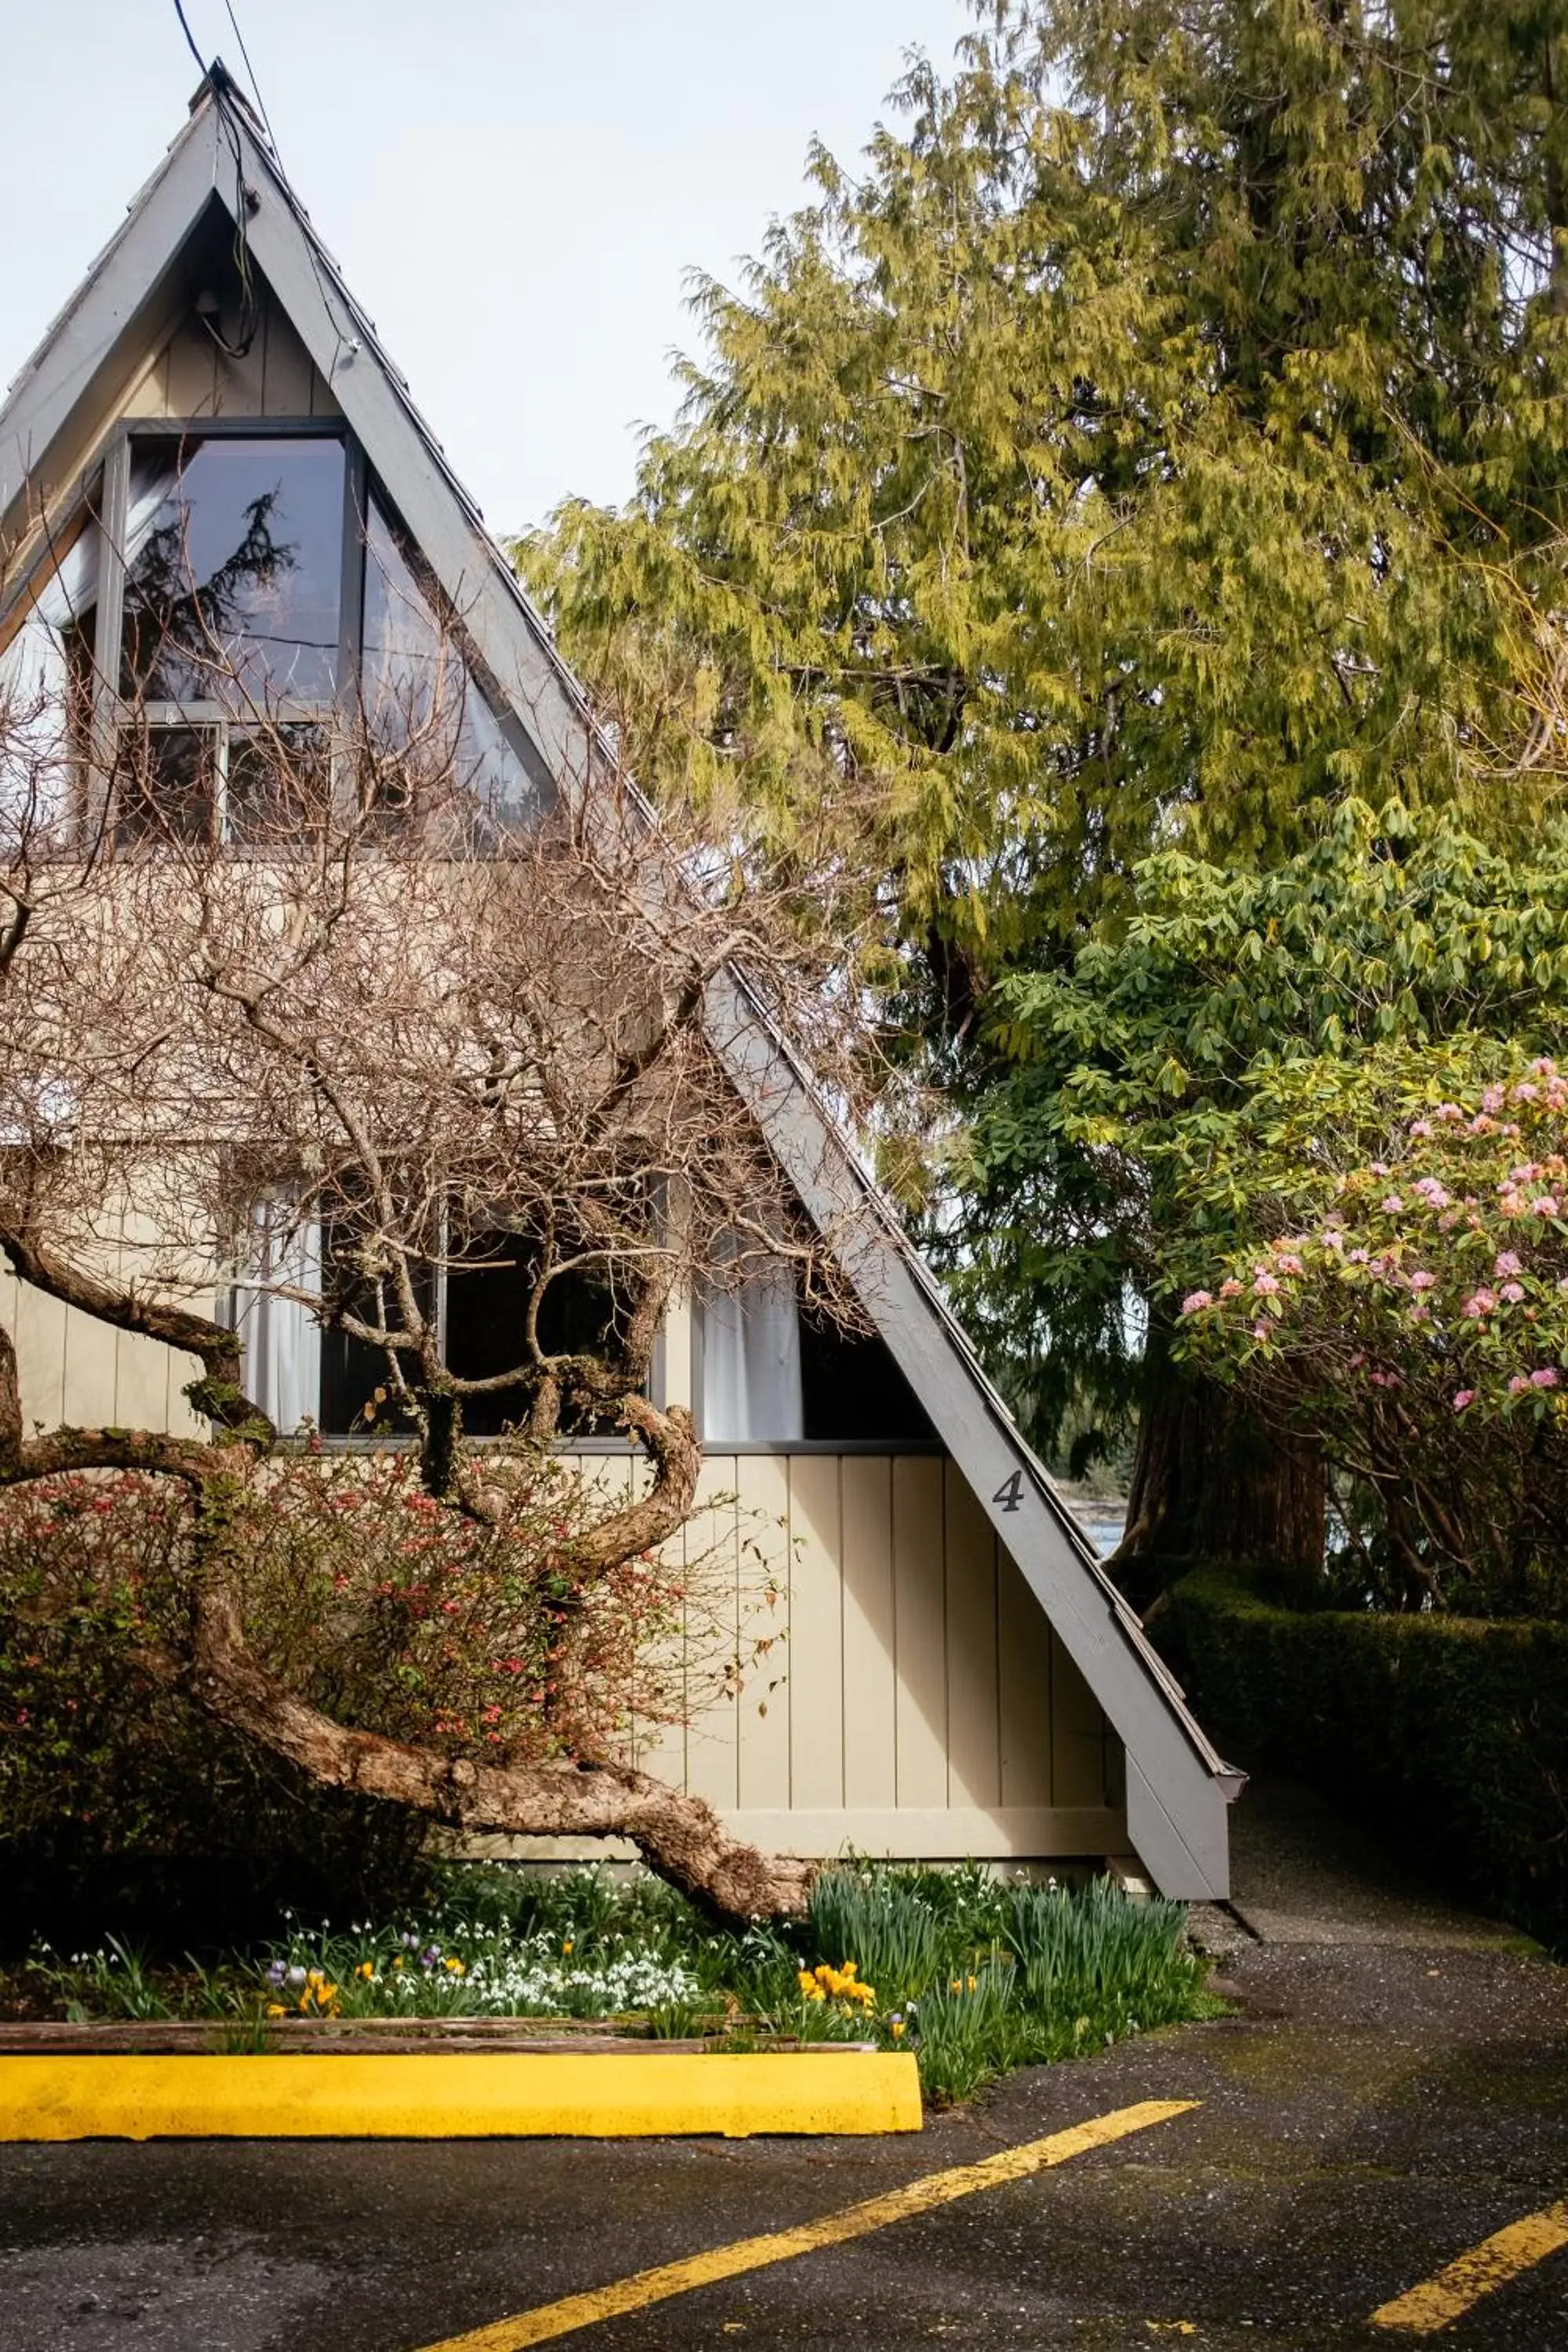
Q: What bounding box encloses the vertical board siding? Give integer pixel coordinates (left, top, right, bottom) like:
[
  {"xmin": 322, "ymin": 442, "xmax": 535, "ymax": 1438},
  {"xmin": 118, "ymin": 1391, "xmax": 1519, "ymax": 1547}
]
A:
[
  {"xmin": 891, "ymin": 1454, "xmax": 947, "ymax": 1807},
  {"xmin": 735, "ymin": 1454, "xmax": 791, "ymax": 1812},
  {"xmin": 942, "ymin": 1460, "xmax": 1000, "ymax": 1808},
  {"xmin": 998, "ymin": 1541, "xmax": 1054, "ymax": 1809},
  {"xmin": 840, "ymin": 1454, "xmax": 896, "ymax": 1809},
  {"xmin": 140, "ymin": 290, "xmax": 338, "ymax": 423},
  {"xmin": 260, "ymin": 296, "xmax": 317, "ymax": 414},
  {"xmin": 1051, "ymin": 1630, "xmax": 1114, "ymax": 1807},
  {"xmin": 788, "ymin": 1454, "xmax": 844, "ymax": 1811},
  {"xmin": 679, "ymin": 1455, "xmax": 740, "ymax": 1811},
  {"xmin": 508, "ymin": 1454, "xmax": 1125, "ymax": 1857}
]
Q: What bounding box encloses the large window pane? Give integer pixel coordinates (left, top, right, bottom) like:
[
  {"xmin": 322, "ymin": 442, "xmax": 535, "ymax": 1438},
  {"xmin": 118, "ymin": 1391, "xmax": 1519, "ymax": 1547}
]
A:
[
  {"xmin": 122, "ymin": 437, "xmax": 344, "ymax": 706},
  {"xmin": 361, "ymin": 497, "xmax": 537, "ymax": 823}
]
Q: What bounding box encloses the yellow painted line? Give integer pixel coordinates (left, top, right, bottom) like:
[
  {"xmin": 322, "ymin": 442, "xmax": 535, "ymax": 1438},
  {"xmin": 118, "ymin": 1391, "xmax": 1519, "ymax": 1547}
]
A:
[
  {"xmin": 0, "ymin": 2053, "xmax": 921, "ymax": 2141},
  {"xmin": 1371, "ymin": 2197, "xmax": 1568, "ymax": 2334},
  {"xmin": 417, "ymin": 2098, "xmax": 1199, "ymax": 2351}
]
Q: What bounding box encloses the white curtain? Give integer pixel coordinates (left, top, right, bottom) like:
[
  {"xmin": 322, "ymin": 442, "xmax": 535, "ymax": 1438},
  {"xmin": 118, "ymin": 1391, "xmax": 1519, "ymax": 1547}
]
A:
[
  {"xmin": 0, "ymin": 467, "xmax": 180, "ymax": 825},
  {"xmin": 234, "ymin": 1199, "xmax": 322, "ymax": 1435},
  {"xmin": 701, "ymin": 1244, "xmax": 804, "ymax": 1443}
]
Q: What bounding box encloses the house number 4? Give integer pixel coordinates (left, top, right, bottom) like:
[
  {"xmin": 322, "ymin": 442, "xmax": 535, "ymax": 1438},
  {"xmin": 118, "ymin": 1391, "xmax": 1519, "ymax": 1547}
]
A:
[{"xmin": 992, "ymin": 1470, "xmax": 1024, "ymax": 1513}]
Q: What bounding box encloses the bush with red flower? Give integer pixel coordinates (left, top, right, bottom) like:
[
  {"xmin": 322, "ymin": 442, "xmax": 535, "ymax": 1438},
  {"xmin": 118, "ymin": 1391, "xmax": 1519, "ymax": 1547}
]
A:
[{"xmin": 0, "ymin": 1449, "xmax": 716, "ymax": 1927}]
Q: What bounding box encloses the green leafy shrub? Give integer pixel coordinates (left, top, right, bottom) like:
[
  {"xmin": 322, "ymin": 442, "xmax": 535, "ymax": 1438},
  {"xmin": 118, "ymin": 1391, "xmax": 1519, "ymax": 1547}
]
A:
[{"xmin": 1169, "ymin": 1566, "xmax": 1568, "ymax": 1949}]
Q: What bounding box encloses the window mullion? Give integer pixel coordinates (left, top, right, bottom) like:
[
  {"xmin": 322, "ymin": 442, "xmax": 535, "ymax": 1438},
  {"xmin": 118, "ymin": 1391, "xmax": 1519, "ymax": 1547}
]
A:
[{"xmin": 89, "ymin": 431, "xmax": 129, "ymax": 836}]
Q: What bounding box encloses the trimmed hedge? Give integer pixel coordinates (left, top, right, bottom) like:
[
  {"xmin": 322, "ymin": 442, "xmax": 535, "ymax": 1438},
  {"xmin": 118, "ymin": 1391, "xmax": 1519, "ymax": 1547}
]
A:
[{"xmin": 1167, "ymin": 1568, "xmax": 1568, "ymax": 1951}]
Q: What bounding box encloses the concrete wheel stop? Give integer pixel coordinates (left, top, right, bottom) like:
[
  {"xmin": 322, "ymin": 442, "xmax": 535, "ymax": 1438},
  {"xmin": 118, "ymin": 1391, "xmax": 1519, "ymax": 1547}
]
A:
[{"xmin": 0, "ymin": 2025, "xmax": 924, "ymax": 2140}]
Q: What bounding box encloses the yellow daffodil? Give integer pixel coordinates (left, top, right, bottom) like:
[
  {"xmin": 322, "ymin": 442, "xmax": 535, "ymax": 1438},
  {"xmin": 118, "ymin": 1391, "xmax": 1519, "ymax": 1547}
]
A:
[
  {"xmin": 266, "ymin": 2003, "xmax": 287, "ymax": 2018},
  {"xmin": 444, "ymin": 1957, "xmax": 466, "ymax": 1974},
  {"xmin": 356, "ymin": 1961, "xmax": 375, "ymax": 1980},
  {"xmin": 562, "ymin": 1941, "xmax": 574, "ymax": 1956}
]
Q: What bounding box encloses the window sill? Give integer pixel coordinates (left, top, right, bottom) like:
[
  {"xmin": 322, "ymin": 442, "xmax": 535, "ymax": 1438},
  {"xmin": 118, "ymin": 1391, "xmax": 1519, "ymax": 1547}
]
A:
[{"xmin": 274, "ymin": 1434, "xmax": 947, "ymax": 1457}]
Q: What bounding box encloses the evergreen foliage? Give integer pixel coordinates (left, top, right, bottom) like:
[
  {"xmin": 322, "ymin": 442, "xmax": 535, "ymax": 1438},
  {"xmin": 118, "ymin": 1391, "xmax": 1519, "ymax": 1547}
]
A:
[{"xmin": 522, "ymin": 3, "xmax": 1568, "ymax": 1493}]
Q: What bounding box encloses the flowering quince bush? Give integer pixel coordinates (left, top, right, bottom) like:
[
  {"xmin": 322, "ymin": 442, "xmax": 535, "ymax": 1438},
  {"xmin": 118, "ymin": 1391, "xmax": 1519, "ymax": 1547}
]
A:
[
  {"xmin": 0, "ymin": 1448, "xmax": 705, "ymax": 1810},
  {"xmin": 1177, "ymin": 1059, "xmax": 1568, "ymax": 1613},
  {"xmin": 0, "ymin": 1450, "xmax": 754, "ymax": 1939}
]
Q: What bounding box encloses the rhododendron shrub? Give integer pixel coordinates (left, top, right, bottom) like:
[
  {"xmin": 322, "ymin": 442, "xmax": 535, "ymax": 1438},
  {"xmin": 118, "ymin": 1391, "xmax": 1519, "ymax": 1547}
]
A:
[
  {"xmin": 1178, "ymin": 1062, "xmax": 1568, "ymax": 1614},
  {"xmin": 0, "ymin": 1453, "xmax": 712, "ymax": 1888}
]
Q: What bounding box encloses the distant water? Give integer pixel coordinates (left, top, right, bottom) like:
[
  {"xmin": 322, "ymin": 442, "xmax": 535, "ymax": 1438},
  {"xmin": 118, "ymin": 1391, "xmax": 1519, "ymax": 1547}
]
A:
[{"xmin": 1071, "ymin": 1508, "xmax": 1127, "ymax": 1556}]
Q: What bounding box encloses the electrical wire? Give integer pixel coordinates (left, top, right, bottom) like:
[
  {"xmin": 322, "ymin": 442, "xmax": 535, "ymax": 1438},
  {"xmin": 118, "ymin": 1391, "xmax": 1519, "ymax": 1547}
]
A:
[
  {"xmin": 171, "ymin": 0, "xmax": 350, "ymax": 379},
  {"xmin": 172, "ymin": 0, "xmax": 206, "ymax": 81},
  {"xmin": 222, "ymin": 0, "xmax": 279, "ymax": 158}
]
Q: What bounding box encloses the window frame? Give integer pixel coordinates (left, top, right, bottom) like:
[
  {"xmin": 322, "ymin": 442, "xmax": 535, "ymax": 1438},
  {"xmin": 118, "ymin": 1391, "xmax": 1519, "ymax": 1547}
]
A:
[{"xmin": 94, "ymin": 415, "xmax": 368, "ymax": 844}]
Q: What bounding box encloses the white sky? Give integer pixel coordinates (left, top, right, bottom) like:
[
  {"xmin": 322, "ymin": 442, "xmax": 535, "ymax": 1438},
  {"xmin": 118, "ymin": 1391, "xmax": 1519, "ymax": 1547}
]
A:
[{"xmin": 2, "ymin": 0, "xmax": 975, "ymax": 536}]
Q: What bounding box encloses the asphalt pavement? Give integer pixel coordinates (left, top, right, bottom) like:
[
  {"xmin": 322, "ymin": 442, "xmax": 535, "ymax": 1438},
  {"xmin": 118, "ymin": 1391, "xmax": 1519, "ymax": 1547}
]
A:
[{"xmin": 1, "ymin": 1787, "xmax": 1563, "ymax": 2352}]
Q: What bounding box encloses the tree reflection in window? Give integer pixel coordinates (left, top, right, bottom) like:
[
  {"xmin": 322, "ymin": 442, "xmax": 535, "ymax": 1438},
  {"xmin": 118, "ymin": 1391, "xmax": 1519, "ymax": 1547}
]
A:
[{"xmin": 121, "ymin": 438, "xmax": 343, "ymax": 709}]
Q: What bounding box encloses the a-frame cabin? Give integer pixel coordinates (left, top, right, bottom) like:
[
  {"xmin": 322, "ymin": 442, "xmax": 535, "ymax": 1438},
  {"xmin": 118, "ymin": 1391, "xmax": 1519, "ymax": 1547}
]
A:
[{"xmin": 0, "ymin": 68, "xmax": 1240, "ymax": 1898}]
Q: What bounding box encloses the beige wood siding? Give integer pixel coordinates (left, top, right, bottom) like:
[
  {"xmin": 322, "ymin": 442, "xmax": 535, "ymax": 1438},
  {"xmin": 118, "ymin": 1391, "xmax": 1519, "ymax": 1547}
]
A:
[
  {"xmin": 0, "ymin": 1266, "xmax": 1123, "ymax": 1861},
  {"xmin": 127, "ymin": 286, "xmax": 340, "ymax": 423},
  {"xmin": 562, "ymin": 1448, "xmax": 1125, "ymax": 1864},
  {"xmin": 0, "ymin": 1260, "xmax": 210, "ymax": 1441}
]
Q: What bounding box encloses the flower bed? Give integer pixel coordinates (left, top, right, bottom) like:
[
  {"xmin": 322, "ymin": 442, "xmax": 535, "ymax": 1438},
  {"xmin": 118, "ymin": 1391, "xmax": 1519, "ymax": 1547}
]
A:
[{"xmin": 9, "ymin": 1863, "xmax": 1218, "ymax": 2104}]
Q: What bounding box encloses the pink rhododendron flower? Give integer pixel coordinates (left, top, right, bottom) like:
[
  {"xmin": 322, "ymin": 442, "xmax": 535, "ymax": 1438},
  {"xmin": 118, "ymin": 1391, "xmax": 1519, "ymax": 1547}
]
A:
[
  {"xmin": 1482, "ymin": 1085, "xmax": 1505, "ymax": 1115},
  {"xmin": 1409, "ymin": 1119, "xmax": 1434, "ymax": 1140},
  {"xmin": 1218, "ymin": 1278, "xmax": 1243, "ymax": 1300},
  {"xmin": 1347, "ymin": 1247, "xmax": 1370, "ymax": 1265},
  {"xmin": 1276, "ymin": 1253, "xmax": 1305, "ymax": 1276},
  {"xmin": 1494, "ymin": 1252, "xmax": 1523, "ymax": 1277},
  {"xmin": 1253, "ymin": 1272, "xmax": 1281, "ymax": 1296},
  {"xmin": 1530, "ymin": 1367, "xmax": 1560, "ymax": 1388},
  {"xmin": 1453, "ymin": 1390, "xmax": 1475, "ymax": 1412},
  {"xmin": 1370, "ymin": 1162, "xmax": 1391, "ymax": 1178},
  {"xmin": 1500, "ymin": 1283, "xmax": 1526, "ymax": 1304},
  {"xmin": 1381, "ymin": 1193, "xmax": 1405, "ymax": 1214},
  {"xmin": 1533, "ymin": 1196, "xmax": 1561, "ymax": 1218},
  {"xmin": 1408, "ymin": 1270, "xmax": 1437, "ymax": 1291},
  {"xmin": 1180, "ymin": 1290, "xmax": 1213, "ymax": 1315},
  {"xmin": 1508, "ymin": 1375, "xmax": 1530, "ymax": 1395},
  {"xmin": 1251, "ymin": 1321, "xmax": 1271, "ymax": 1342},
  {"xmin": 1462, "ymin": 1290, "xmax": 1497, "ymax": 1318}
]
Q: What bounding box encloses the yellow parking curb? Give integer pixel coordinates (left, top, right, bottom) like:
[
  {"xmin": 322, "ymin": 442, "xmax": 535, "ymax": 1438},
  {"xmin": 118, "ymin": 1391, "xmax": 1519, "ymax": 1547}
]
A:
[{"xmin": 0, "ymin": 2052, "xmax": 923, "ymax": 2140}]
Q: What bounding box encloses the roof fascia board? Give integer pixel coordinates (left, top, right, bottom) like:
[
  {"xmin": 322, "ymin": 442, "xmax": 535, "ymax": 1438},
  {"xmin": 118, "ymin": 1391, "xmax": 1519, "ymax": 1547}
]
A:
[
  {"xmin": 0, "ymin": 109, "xmax": 220, "ymax": 538},
  {"xmin": 706, "ymin": 970, "xmax": 1234, "ymax": 1900}
]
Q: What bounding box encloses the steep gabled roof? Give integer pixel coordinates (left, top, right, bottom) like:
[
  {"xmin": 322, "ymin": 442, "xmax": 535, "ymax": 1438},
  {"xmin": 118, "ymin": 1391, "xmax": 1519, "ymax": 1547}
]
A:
[{"xmin": 0, "ymin": 68, "xmax": 1240, "ymax": 1896}]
